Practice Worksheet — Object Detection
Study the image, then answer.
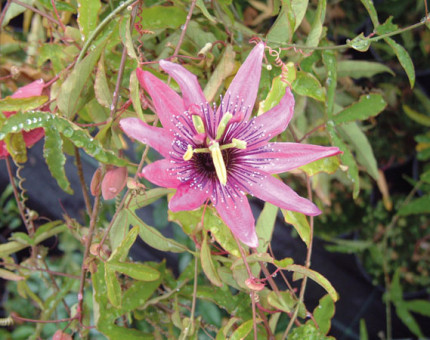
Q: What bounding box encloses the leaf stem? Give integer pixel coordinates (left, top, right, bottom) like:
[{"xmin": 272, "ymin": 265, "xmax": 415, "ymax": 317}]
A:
[
  {"xmin": 9, "ymin": 0, "xmax": 61, "ymax": 26},
  {"xmin": 74, "ymin": 147, "xmax": 92, "ymax": 216}
]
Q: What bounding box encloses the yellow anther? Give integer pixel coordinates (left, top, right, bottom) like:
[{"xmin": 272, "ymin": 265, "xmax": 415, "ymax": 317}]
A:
[
  {"xmin": 232, "ymin": 138, "xmax": 247, "ymax": 149},
  {"xmin": 192, "ymin": 115, "xmax": 205, "ymax": 134},
  {"xmin": 209, "ymin": 142, "xmax": 227, "ymax": 185},
  {"xmin": 183, "ymin": 145, "xmax": 194, "ymax": 161}
]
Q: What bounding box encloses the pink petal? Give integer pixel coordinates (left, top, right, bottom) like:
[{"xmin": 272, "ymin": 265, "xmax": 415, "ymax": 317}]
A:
[
  {"xmin": 251, "ymin": 87, "xmax": 295, "ymax": 147},
  {"xmin": 22, "ymin": 128, "xmax": 45, "ymax": 148},
  {"xmin": 11, "ymin": 79, "xmax": 44, "ymax": 99},
  {"xmin": 102, "ymin": 167, "xmax": 127, "ymax": 200},
  {"xmin": 249, "ymin": 174, "xmax": 321, "ymax": 216},
  {"xmin": 141, "ymin": 159, "xmax": 181, "ymax": 188},
  {"xmin": 0, "ymin": 142, "xmax": 8, "ymax": 159},
  {"xmin": 169, "ymin": 183, "xmax": 209, "ymax": 212},
  {"xmin": 159, "ymin": 60, "xmax": 206, "ymax": 109},
  {"xmin": 224, "ymin": 42, "xmax": 265, "ymax": 120},
  {"xmin": 215, "ymin": 194, "xmax": 258, "ymax": 248},
  {"xmin": 136, "ymin": 69, "xmax": 185, "ymax": 131},
  {"xmin": 246, "ymin": 143, "xmax": 341, "ymax": 174},
  {"xmin": 120, "ymin": 118, "xmax": 174, "ymax": 158}
]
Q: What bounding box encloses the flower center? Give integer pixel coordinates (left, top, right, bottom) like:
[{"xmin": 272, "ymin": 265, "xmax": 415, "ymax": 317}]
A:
[{"xmin": 181, "ymin": 111, "xmax": 247, "ymax": 186}]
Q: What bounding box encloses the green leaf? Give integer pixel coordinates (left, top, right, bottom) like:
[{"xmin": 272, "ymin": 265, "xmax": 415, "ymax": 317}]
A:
[
  {"xmin": 403, "ymin": 300, "xmax": 430, "ymax": 317},
  {"xmin": 347, "ymin": 33, "xmax": 371, "ymax": 52},
  {"xmin": 109, "ymin": 225, "xmax": 139, "ymax": 262},
  {"xmin": 255, "ymin": 202, "xmax": 278, "ymax": 253},
  {"xmin": 267, "ymin": 291, "xmax": 297, "ymax": 313},
  {"xmin": 292, "ymin": 71, "xmax": 326, "ymax": 102},
  {"xmin": 282, "ymin": 210, "xmax": 310, "ymax": 246},
  {"xmin": 313, "ymin": 295, "xmax": 335, "ymax": 335},
  {"xmin": 398, "ymin": 195, "xmax": 430, "ymax": 216},
  {"xmin": 5, "ymin": 132, "xmax": 27, "ymax": 163},
  {"xmin": 105, "ymin": 265, "xmax": 122, "ymax": 308},
  {"xmin": 94, "ymin": 56, "xmax": 112, "ymax": 108},
  {"xmin": 229, "ymin": 319, "xmax": 255, "ymax": 340},
  {"xmin": 324, "ymin": 238, "xmax": 372, "ymax": 254},
  {"xmin": 196, "ymin": 0, "xmax": 217, "ymax": 23},
  {"xmin": 267, "ymin": 0, "xmax": 295, "ymax": 45},
  {"xmin": 396, "ymin": 304, "xmax": 424, "ymax": 338},
  {"xmin": 360, "ymin": 319, "xmax": 369, "ymax": 340},
  {"xmin": 127, "ymin": 188, "xmax": 174, "ymax": 212},
  {"xmin": 57, "ymin": 41, "xmax": 105, "ymax": 118},
  {"xmin": 0, "ymin": 111, "xmax": 127, "ymax": 166},
  {"xmin": 0, "ymin": 96, "xmax": 48, "ymax": 112},
  {"xmin": 119, "ymin": 14, "xmax": 139, "ymax": 60},
  {"xmin": 201, "ymin": 232, "xmax": 223, "ymax": 287},
  {"xmin": 376, "ymin": 16, "xmax": 398, "ymax": 35},
  {"xmin": 129, "ymin": 70, "xmax": 145, "ymax": 121},
  {"xmin": 107, "ymin": 262, "xmax": 160, "ymax": 282},
  {"xmin": 403, "ymin": 104, "xmax": 430, "ymax": 127},
  {"xmin": 258, "ymin": 73, "xmax": 289, "ymax": 115},
  {"xmin": 286, "ymin": 264, "xmax": 339, "ymax": 301},
  {"xmin": 360, "ymin": 0, "xmax": 379, "ymax": 27},
  {"xmin": 140, "ymin": 6, "xmax": 187, "ymax": 30},
  {"xmin": 43, "ymin": 125, "xmax": 73, "ymax": 194},
  {"xmin": 77, "ymin": 0, "xmax": 101, "ymax": 41},
  {"xmin": 1, "ymin": 0, "xmax": 34, "ymax": 27},
  {"xmin": 333, "ymin": 94, "xmax": 387, "ymax": 124},
  {"xmin": 338, "ymin": 122, "xmax": 379, "ymax": 181},
  {"xmin": 322, "ymin": 49, "xmax": 337, "ymax": 118},
  {"xmin": 327, "ymin": 124, "xmax": 360, "ymax": 198},
  {"xmin": 306, "ymin": 0, "xmax": 326, "ymax": 47},
  {"xmin": 289, "ymin": 322, "xmax": 330, "ymax": 339},
  {"xmin": 337, "ymin": 61, "xmax": 394, "ymax": 79},
  {"xmin": 0, "ymin": 268, "xmax": 24, "ymax": 281},
  {"xmin": 291, "ymin": 0, "xmax": 309, "ymax": 31},
  {"xmin": 38, "ymin": 0, "xmax": 76, "ymax": 12},
  {"xmin": 384, "ymin": 37, "xmax": 415, "ymax": 88},
  {"xmin": 128, "ymin": 210, "xmax": 188, "ymax": 253},
  {"xmin": 299, "ymin": 156, "xmax": 340, "ymax": 176}
]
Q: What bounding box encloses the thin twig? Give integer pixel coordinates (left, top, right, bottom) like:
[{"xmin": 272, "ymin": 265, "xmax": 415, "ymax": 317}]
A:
[
  {"xmin": 50, "ymin": 0, "xmax": 66, "ymax": 32},
  {"xmin": 10, "ymin": 0, "xmax": 61, "ymax": 26},
  {"xmin": 74, "ymin": 147, "xmax": 92, "ymax": 216},
  {"xmin": 11, "ymin": 314, "xmax": 76, "ymax": 324},
  {"xmin": 0, "ymin": 0, "xmax": 12, "ymax": 29},
  {"xmin": 0, "ymin": 261, "xmax": 80, "ymax": 279}
]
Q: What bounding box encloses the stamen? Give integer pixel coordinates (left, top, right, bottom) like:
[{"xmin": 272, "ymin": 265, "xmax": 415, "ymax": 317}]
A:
[
  {"xmin": 216, "ymin": 112, "xmax": 233, "ymax": 140},
  {"xmin": 183, "ymin": 145, "xmax": 194, "ymax": 161},
  {"xmin": 192, "ymin": 115, "xmax": 205, "ymax": 134},
  {"xmin": 209, "ymin": 142, "xmax": 227, "ymax": 185}
]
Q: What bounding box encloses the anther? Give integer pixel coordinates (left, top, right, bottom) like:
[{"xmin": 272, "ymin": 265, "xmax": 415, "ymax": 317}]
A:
[
  {"xmin": 216, "ymin": 112, "xmax": 233, "ymax": 140},
  {"xmin": 209, "ymin": 142, "xmax": 227, "ymax": 185},
  {"xmin": 183, "ymin": 145, "xmax": 194, "ymax": 161}
]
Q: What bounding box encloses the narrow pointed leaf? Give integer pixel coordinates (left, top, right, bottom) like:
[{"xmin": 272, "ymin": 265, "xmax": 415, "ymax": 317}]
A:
[
  {"xmin": 267, "ymin": 0, "xmax": 295, "ymax": 44},
  {"xmin": 44, "ymin": 125, "xmax": 73, "ymax": 194},
  {"xmin": 306, "ymin": 0, "xmax": 326, "ymax": 47},
  {"xmin": 94, "ymin": 56, "xmax": 112, "ymax": 108},
  {"xmin": 292, "ymin": 71, "xmax": 326, "ymax": 102},
  {"xmin": 333, "ymin": 94, "xmax": 387, "ymax": 124},
  {"xmin": 0, "ymin": 268, "xmax": 24, "ymax": 281},
  {"xmin": 384, "ymin": 37, "xmax": 415, "ymax": 88},
  {"xmin": 292, "ymin": 0, "xmax": 309, "ymax": 31},
  {"xmin": 107, "ymin": 262, "xmax": 160, "ymax": 282},
  {"xmin": 109, "ymin": 225, "xmax": 138, "ymax": 262},
  {"xmin": 201, "ymin": 232, "xmax": 223, "ymax": 287},
  {"xmin": 403, "ymin": 104, "xmax": 430, "ymax": 127},
  {"xmin": 120, "ymin": 14, "xmax": 139, "ymax": 60},
  {"xmin": 286, "ymin": 264, "xmax": 339, "ymax": 301},
  {"xmin": 255, "ymin": 202, "xmax": 278, "ymax": 253},
  {"xmin": 282, "ymin": 210, "xmax": 310, "ymax": 247},
  {"xmin": 130, "ymin": 70, "xmax": 145, "ymax": 121},
  {"xmin": 299, "ymin": 156, "xmax": 340, "ymax": 176},
  {"xmin": 0, "ymin": 96, "xmax": 48, "ymax": 111},
  {"xmin": 229, "ymin": 319, "xmax": 256, "ymax": 340},
  {"xmin": 337, "ymin": 61, "xmax": 394, "ymax": 79},
  {"xmin": 360, "ymin": 0, "xmax": 379, "ymax": 27},
  {"xmin": 5, "ymin": 132, "xmax": 27, "ymax": 163},
  {"xmin": 105, "ymin": 265, "xmax": 122, "ymax": 308},
  {"xmin": 77, "ymin": 0, "xmax": 101, "ymax": 41},
  {"xmin": 398, "ymin": 195, "xmax": 430, "ymax": 216}
]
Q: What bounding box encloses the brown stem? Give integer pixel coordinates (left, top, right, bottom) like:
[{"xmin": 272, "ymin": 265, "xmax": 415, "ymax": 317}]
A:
[
  {"xmin": 0, "ymin": 261, "xmax": 80, "ymax": 279},
  {"xmin": 11, "ymin": 0, "xmax": 61, "ymax": 26},
  {"xmin": 0, "ymin": 0, "xmax": 12, "ymax": 29},
  {"xmin": 298, "ymin": 123, "xmax": 326, "ymax": 143},
  {"xmin": 77, "ymin": 193, "xmax": 101, "ymax": 324},
  {"xmin": 11, "ymin": 314, "xmax": 77, "ymax": 324},
  {"xmin": 74, "ymin": 147, "xmax": 92, "ymax": 216},
  {"xmin": 50, "ymin": 0, "xmax": 66, "ymax": 32}
]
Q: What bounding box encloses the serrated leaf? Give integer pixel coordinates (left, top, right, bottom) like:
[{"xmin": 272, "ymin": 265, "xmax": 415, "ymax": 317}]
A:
[
  {"xmin": 282, "ymin": 210, "xmax": 310, "ymax": 246},
  {"xmin": 398, "ymin": 195, "xmax": 430, "ymax": 216},
  {"xmin": 201, "ymin": 232, "xmax": 223, "ymax": 287},
  {"xmin": 291, "ymin": 0, "xmax": 308, "ymax": 31},
  {"xmin": 299, "ymin": 156, "xmax": 340, "ymax": 176},
  {"xmin": 267, "ymin": 0, "xmax": 295, "ymax": 45},
  {"xmin": 337, "ymin": 61, "xmax": 394, "ymax": 79},
  {"xmin": 107, "ymin": 261, "xmax": 160, "ymax": 282},
  {"xmin": 229, "ymin": 319, "xmax": 255, "ymax": 340},
  {"xmin": 333, "ymin": 94, "xmax": 387, "ymax": 124},
  {"xmin": 109, "ymin": 225, "xmax": 138, "ymax": 262},
  {"xmin": 255, "ymin": 202, "xmax": 278, "ymax": 253},
  {"xmin": 347, "ymin": 33, "xmax": 371, "ymax": 52},
  {"xmin": 104, "ymin": 265, "xmax": 122, "ymax": 308},
  {"xmin": 128, "ymin": 210, "xmax": 188, "ymax": 253},
  {"xmin": 5, "ymin": 132, "xmax": 27, "ymax": 163},
  {"xmin": 77, "ymin": 0, "xmax": 101, "ymax": 41},
  {"xmin": 0, "ymin": 96, "xmax": 48, "ymax": 112},
  {"xmin": 306, "ymin": 0, "xmax": 326, "ymax": 47},
  {"xmin": 338, "ymin": 122, "xmax": 379, "ymax": 181},
  {"xmin": 0, "ymin": 111, "xmax": 127, "ymax": 166},
  {"xmin": 43, "ymin": 125, "xmax": 73, "ymax": 194},
  {"xmin": 360, "ymin": 0, "xmax": 379, "ymax": 27},
  {"xmin": 140, "ymin": 6, "xmax": 187, "ymax": 30},
  {"xmin": 292, "ymin": 71, "xmax": 326, "ymax": 102},
  {"xmin": 403, "ymin": 104, "xmax": 430, "ymax": 127},
  {"xmin": 57, "ymin": 41, "xmax": 105, "ymax": 118},
  {"xmin": 384, "ymin": 37, "xmax": 415, "ymax": 88},
  {"xmin": 327, "ymin": 125, "xmax": 360, "ymax": 198},
  {"xmin": 313, "ymin": 295, "xmax": 335, "ymax": 335},
  {"xmin": 94, "ymin": 56, "xmax": 112, "ymax": 108},
  {"xmin": 286, "ymin": 264, "xmax": 339, "ymax": 301}
]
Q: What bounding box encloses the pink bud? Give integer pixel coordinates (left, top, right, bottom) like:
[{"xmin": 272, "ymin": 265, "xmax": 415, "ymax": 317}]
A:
[{"xmin": 101, "ymin": 167, "xmax": 127, "ymax": 200}]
